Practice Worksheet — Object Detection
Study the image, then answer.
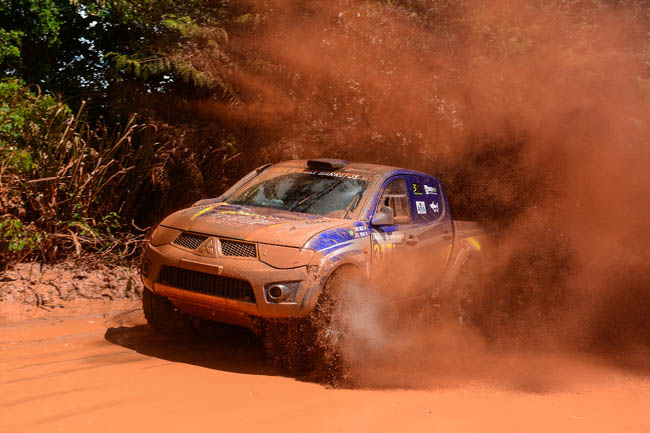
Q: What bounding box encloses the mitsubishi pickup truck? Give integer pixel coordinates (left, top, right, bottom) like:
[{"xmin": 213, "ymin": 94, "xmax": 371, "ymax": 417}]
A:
[{"xmin": 140, "ymin": 159, "xmax": 486, "ymax": 373}]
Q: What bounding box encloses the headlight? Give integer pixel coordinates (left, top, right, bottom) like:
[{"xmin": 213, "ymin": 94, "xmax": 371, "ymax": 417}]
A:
[
  {"xmin": 258, "ymin": 244, "xmax": 314, "ymax": 269},
  {"xmin": 141, "ymin": 256, "xmax": 152, "ymax": 277},
  {"xmin": 150, "ymin": 225, "xmax": 179, "ymax": 246}
]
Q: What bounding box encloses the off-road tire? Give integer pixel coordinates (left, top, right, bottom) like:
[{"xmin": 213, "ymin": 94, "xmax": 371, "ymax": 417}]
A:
[
  {"xmin": 262, "ymin": 267, "xmax": 361, "ymax": 383},
  {"xmin": 440, "ymin": 254, "xmax": 480, "ymax": 326},
  {"xmin": 262, "ymin": 318, "xmax": 319, "ymax": 375},
  {"xmin": 142, "ymin": 288, "xmax": 189, "ymax": 334}
]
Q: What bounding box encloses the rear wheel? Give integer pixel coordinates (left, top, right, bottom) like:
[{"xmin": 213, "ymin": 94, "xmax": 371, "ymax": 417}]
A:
[
  {"xmin": 142, "ymin": 288, "xmax": 190, "ymax": 334},
  {"xmin": 439, "ymin": 254, "xmax": 480, "ymax": 326}
]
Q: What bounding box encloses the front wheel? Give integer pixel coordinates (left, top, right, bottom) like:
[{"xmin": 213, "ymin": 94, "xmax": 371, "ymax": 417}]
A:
[
  {"xmin": 262, "ymin": 267, "xmax": 362, "ymax": 382},
  {"xmin": 142, "ymin": 288, "xmax": 190, "ymax": 334}
]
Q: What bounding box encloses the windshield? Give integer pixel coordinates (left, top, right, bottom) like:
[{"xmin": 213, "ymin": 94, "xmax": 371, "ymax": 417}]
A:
[{"xmin": 227, "ymin": 172, "xmax": 368, "ymax": 218}]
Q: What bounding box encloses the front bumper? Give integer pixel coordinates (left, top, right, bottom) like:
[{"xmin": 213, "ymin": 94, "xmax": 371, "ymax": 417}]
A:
[{"xmin": 141, "ymin": 243, "xmax": 320, "ymax": 326}]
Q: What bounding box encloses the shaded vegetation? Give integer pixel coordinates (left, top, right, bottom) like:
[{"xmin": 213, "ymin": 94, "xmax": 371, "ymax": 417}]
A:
[
  {"xmin": 0, "ymin": 79, "xmax": 159, "ymax": 261},
  {"xmin": 0, "ymin": 0, "xmax": 243, "ymax": 265}
]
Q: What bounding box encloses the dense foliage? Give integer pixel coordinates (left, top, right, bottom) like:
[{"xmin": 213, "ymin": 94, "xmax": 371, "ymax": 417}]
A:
[
  {"xmin": 0, "ymin": 79, "xmax": 158, "ymax": 260},
  {"xmin": 0, "ymin": 0, "xmax": 242, "ymax": 264}
]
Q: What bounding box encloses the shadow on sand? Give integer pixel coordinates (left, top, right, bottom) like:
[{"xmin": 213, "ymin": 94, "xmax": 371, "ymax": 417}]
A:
[{"xmin": 104, "ymin": 323, "xmax": 278, "ymax": 377}]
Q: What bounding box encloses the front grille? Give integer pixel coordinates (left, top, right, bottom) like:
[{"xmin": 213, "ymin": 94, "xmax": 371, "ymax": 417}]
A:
[
  {"xmin": 173, "ymin": 233, "xmax": 208, "ymax": 250},
  {"xmin": 158, "ymin": 266, "xmax": 255, "ymax": 303},
  {"xmin": 220, "ymin": 239, "xmax": 256, "ymax": 257}
]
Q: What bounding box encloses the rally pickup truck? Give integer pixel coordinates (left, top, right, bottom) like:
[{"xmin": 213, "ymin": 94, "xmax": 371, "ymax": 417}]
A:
[{"xmin": 141, "ymin": 159, "xmax": 486, "ymax": 372}]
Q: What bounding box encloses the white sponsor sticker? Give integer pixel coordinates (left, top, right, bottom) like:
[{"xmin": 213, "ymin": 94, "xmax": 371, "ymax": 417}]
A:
[
  {"xmin": 424, "ymin": 185, "xmax": 437, "ymax": 195},
  {"xmin": 416, "ymin": 201, "xmax": 426, "ymax": 214},
  {"xmin": 430, "ymin": 201, "xmax": 440, "ymax": 213},
  {"xmin": 303, "ymin": 170, "xmax": 363, "ymax": 179}
]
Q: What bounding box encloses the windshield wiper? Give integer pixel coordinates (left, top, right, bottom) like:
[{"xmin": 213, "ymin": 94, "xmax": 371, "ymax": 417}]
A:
[
  {"xmin": 289, "ymin": 178, "xmax": 345, "ymax": 212},
  {"xmin": 342, "ymin": 191, "xmax": 362, "ymax": 219}
]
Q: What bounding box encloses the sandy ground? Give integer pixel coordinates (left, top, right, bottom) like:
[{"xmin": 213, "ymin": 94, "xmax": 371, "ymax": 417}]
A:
[{"xmin": 1, "ymin": 300, "xmax": 649, "ymax": 433}]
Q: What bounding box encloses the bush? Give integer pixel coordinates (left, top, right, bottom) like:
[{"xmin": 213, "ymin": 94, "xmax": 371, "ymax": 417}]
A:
[
  {"xmin": 0, "ymin": 217, "xmax": 43, "ymax": 254},
  {"xmin": 0, "ymin": 80, "xmax": 160, "ymax": 265}
]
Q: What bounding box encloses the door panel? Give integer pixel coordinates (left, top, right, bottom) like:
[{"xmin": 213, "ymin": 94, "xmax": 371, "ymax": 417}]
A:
[
  {"xmin": 369, "ymin": 176, "xmax": 424, "ymax": 300},
  {"xmin": 404, "ymin": 175, "xmax": 453, "ymax": 292}
]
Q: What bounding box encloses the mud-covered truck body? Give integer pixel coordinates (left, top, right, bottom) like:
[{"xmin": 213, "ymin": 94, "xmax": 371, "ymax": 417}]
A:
[{"xmin": 141, "ymin": 159, "xmax": 486, "ymax": 334}]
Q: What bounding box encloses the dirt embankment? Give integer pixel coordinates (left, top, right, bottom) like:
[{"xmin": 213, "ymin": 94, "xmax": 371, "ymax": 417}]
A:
[{"xmin": 0, "ymin": 261, "xmax": 142, "ymax": 309}]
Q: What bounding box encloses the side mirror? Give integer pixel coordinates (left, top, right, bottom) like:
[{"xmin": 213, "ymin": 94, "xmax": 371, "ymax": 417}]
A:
[{"xmin": 372, "ymin": 206, "xmax": 395, "ymax": 227}]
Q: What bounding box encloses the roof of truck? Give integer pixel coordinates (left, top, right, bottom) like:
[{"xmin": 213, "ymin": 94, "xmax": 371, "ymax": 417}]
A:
[{"xmin": 273, "ymin": 159, "xmax": 433, "ymax": 179}]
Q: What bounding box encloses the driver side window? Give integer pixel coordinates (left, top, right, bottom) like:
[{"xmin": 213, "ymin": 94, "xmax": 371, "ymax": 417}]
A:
[{"xmin": 375, "ymin": 178, "xmax": 412, "ymax": 225}]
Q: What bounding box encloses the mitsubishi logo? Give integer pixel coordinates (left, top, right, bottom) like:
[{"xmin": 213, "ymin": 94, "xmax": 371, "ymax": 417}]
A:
[{"xmin": 195, "ymin": 237, "xmax": 218, "ymax": 257}]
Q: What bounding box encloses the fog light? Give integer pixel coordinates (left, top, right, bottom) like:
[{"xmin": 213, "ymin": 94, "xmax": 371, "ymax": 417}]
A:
[
  {"xmin": 264, "ymin": 282, "xmax": 300, "ymax": 303},
  {"xmin": 268, "ymin": 285, "xmax": 285, "ymax": 300}
]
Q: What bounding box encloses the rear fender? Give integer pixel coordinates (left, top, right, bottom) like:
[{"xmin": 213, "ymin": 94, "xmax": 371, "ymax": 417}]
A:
[{"xmin": 437, "ymin": 236, "xmax": 483, "ymax": 295}]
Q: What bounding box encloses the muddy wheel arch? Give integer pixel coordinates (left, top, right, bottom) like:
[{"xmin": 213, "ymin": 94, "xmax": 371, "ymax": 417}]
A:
[{"xmin": 301, "ymin": 261, "xmax": 365, "ymax": 315}]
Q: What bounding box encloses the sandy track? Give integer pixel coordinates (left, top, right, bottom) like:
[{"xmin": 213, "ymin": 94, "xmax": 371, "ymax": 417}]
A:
[{"xmin": 1, "ymin": 301, "xmax": 649, "ymax": 433}]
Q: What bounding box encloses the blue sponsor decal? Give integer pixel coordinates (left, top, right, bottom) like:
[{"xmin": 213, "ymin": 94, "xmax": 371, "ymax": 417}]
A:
[
  {"xmin": 353, "ymin": 222, "xmax": 369, "ymax": 238},
  {"xmin": 308, "ymin": 227, "xmax": 357, "ymax": 252}
]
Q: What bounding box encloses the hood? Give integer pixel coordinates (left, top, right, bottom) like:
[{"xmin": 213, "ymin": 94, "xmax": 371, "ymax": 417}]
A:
[{"xmin": 160, "ymin": 202, "xmax": 348, "ymax": 248}]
